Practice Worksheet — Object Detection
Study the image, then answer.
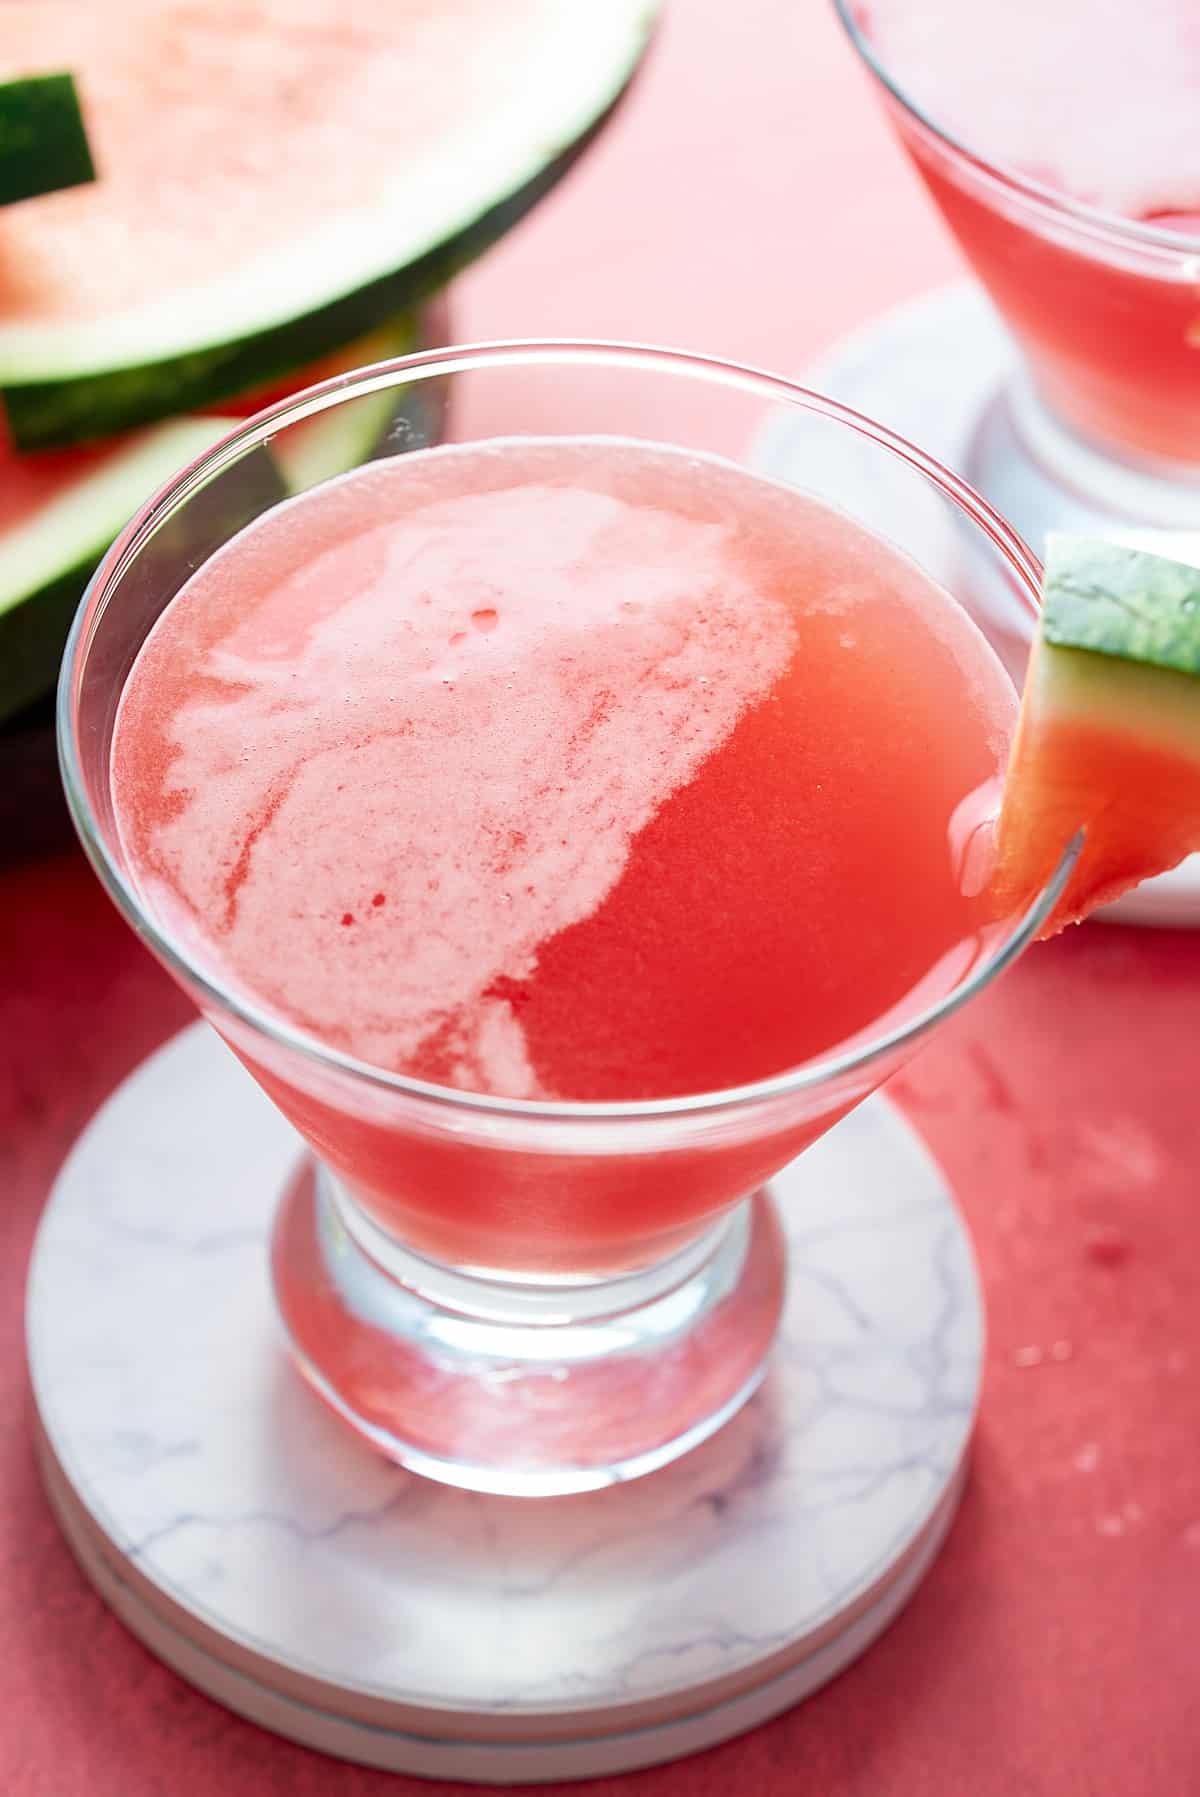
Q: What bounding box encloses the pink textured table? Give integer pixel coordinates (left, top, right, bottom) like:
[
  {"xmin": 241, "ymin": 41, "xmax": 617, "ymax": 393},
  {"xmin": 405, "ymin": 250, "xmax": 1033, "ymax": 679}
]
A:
[{"xmin": 4, "ymin": 2, "xmax": 1199, "ymax": 1791}]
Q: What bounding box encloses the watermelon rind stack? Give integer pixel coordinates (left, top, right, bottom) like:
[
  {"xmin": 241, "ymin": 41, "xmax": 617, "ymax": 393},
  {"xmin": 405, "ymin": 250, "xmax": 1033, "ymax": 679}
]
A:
[
  {"xmin": 0, "ymin": 307, "xmax": 441, "ymax": 725},
  {"xmin": 0, "ymin": 1, "xmax": 657, "ymax": 725}
]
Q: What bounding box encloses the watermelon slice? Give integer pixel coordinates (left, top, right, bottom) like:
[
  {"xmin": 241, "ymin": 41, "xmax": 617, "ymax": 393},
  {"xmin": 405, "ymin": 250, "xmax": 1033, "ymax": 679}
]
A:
[
  {"xmin": 0, "ymin": 0, "xmax": 656, "ymax": 448},
  {"xmin": 0, "ymin": 73, "xmax": 93, "ymax": 207},
  {"xmin": 995, "ymin": 535, "xmax": 1200, "ymax": 935},
  {"xmin": 0, "ymin": 418, "xmax": 234, "ymax": 724},
  {"xmin": 0, "ymin": 308, "xmax": 438, "ymax": 722}
]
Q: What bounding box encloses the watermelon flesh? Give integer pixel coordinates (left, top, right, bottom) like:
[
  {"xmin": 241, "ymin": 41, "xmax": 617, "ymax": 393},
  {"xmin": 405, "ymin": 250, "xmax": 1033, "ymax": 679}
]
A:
[
  {"xmin": 0, "ymin": 0, "xmax": 606, "ymax": 324},
  {"xmin": 0, "ymin": 418, "xmax": 110, "ymax": 533},
  {"xmin": 995, "ymin": 537, "xmax": 1200, "ymax": 935},
  {"xmin": 0, "ymin": 0, "xmax": 655, "ymax": 446}
]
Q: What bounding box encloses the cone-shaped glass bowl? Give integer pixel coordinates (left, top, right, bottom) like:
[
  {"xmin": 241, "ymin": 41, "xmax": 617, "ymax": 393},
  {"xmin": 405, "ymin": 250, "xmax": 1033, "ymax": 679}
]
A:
[
  {"xmin": 834, "ymin": 0, "xmax": 1200, "ymax": 550},
  {"xmin": 58, "ymin": 342, "xmax": 1072, "ymax": 1496}
]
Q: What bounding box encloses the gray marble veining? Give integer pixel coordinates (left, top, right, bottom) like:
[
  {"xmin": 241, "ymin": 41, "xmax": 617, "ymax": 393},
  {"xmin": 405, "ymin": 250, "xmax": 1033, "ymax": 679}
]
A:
[{"xmin": 28, "ymin": 1023, "xmax": 981, "ymax": 1724}]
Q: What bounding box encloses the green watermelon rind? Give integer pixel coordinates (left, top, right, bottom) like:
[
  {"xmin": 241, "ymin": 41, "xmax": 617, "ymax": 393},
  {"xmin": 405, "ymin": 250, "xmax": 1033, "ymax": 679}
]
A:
[
  {"xmin": 0, "ymin": 6, "xmax": 657, "ymax": 449},
  {"xmin": 0, "ymin": 418, "xmax": 231, "ymax": 723},
  {"xmin": 0, "ymin": 302, "xmax": 447, "ymax": 721},
  {"xmin": 1032, "ymin": 646, "xmax": 1200, "ymax": 759},
  {"xmin": 0, "ymin": 73, "xmax": 94, "ymax": 208},
  {"xmin": 1042, "ymin": 533, "xmax": 1200, "ymax": 678},
  {"xmin": 270, "ymin": 311, "xmax": 430, "ymax": 496},
  {"xmin": 996, "ymin": 534, "xmax": 1200, "ymax": 934}
]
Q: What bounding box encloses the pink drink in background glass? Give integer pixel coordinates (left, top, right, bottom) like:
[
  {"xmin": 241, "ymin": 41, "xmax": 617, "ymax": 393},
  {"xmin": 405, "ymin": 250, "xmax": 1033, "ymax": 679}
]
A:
[
  {"xmin": 855, "ymin": 0, "xmax": 1200, "ymax": 466},
  {"xmin": 110, "ymin": 438, "xmax": 1016, "ymax": 1275}
]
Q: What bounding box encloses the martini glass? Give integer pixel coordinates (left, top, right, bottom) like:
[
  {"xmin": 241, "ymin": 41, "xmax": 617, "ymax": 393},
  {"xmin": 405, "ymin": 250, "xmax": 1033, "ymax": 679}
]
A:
[
  {"xmin": 833, "ymin": 0, "xmax": 1200, "ymax": 559},
  {"xmin": 827, "ymin": 0, "xmax": 1200, "ymax": 926},
  {"xmin": 58, "ymin": 342, "xmax": 1074, "ymax": 1498}
]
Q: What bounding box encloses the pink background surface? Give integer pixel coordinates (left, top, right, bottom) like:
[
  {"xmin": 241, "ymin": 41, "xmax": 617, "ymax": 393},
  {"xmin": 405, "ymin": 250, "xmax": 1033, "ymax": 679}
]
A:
[{"xmin": 3, "ymin": 1, "xmax": 1199, "ymax": 1791}]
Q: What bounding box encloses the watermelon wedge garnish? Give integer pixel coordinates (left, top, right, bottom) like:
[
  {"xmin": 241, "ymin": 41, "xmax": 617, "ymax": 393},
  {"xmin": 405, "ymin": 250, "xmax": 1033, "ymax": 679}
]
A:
[
  {"xmin": 0, "ymin": 0, "xmax": 657, "ymax": 448},
  {"xmin": 0, "ymin": 73, "xmax": 93, "ymax": 207},
  {"xmin": 995, "ymin": 535, "xmax": 1200, "ymax": 935}
]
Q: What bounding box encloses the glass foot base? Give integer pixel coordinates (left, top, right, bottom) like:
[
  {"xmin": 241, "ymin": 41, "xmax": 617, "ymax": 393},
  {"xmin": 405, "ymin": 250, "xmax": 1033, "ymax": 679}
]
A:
[
  {"xmin": 27, "ymin": 1024, "xmax": 982, "ymax": 1779},
  {"xmin": 966, "ymin": 373, "xmax": 1200, "ymax": 564},
  {"xmin": 751, "ymin": 281, "xmax": 1200, "ymax": 931},
  {"xmin": 271, "ymin": 1164, "xmax": 786, "ymax": 1497}
]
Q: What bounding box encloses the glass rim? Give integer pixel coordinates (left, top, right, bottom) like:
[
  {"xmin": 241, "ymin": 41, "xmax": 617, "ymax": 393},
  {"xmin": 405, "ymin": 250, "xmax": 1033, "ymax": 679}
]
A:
[
  {"xmin": 57, "ymin": 337, "xmax": 1079, "ymax": 1124},
  {"xmin": 831, "ymin": 0, "xmax": 1200, "ymax": 258}
]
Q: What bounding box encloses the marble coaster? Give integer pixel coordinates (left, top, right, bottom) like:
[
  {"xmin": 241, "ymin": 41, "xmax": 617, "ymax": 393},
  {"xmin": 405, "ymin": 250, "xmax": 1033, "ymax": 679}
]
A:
[
  {"xmin": 751, "ymin": 280, "xmax": 1200, "ymax": 932},
  {"xmin": 28, "ymin": 1024, "xmax": 981, "ymax": 1784}
]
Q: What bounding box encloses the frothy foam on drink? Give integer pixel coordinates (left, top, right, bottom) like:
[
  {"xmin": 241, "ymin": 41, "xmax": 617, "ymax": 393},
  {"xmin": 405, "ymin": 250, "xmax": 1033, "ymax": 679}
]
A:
[
  {"xmin": 860, "ymin": 0, "xmax": 1200, "ymax": 222},
  {"xmin": 114, "ymin": 444, "xmax": 797, "ymax": 1095}
]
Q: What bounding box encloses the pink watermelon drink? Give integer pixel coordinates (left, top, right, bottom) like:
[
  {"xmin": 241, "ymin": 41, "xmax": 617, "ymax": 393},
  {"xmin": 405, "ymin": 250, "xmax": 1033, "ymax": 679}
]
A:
[
  {"xmin": 61, "ymin": 346, "xmax": 1200, "ymax": 1487},
  {"xmin": 844, "ymin": 0, "xmax": 1200, "ymax": 467},
  {"xmin": 110, "ymin": 436, "xmax": 1018, "ymax": 1275}
]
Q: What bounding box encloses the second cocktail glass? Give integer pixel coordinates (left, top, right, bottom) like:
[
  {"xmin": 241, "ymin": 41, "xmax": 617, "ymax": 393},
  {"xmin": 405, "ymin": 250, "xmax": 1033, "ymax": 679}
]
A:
[
  {"xmin": 58, "ymin": 343, "xmax": 1073, "ymax": 1496},
  {"xmin": 834, "ymin": 0, "xmax": 1200, "ymax": 553}
]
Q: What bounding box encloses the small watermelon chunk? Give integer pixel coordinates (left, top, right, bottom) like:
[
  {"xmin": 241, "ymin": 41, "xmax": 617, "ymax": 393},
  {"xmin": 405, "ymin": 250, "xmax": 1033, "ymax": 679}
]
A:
[
  {"xmin": 995, "ymin": 535, "xmax": 1200, "ymax": 936},
  {"xmin": 0, "ymin": 73, "xmax": 93, "ymax": 207}
]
